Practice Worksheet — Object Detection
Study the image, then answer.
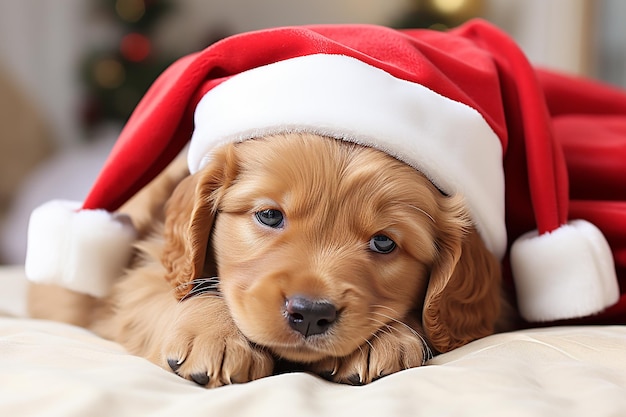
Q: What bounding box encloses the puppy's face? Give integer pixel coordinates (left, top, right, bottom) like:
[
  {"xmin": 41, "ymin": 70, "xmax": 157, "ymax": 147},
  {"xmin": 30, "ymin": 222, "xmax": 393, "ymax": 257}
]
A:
[
  {"xmin": 162, "ymin": 133, "xmax": 501, "ymax": 364},
  {"xmin": 213, "ymin": 135, "xmax": 440, "ymax": 362}
]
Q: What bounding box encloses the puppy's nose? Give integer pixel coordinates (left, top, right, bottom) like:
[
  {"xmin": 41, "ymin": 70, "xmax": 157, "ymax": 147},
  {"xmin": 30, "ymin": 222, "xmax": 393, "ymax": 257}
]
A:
[{"xmin": 286, "ymin": 296, "xmax": 337, "ymax": 337}]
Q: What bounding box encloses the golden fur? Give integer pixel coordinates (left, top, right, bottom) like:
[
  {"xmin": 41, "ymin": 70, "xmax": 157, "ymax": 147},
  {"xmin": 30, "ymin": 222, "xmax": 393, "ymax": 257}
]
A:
[{"xmin": 28, "ymin": 133, "xmax": 503, "ymax": 387}]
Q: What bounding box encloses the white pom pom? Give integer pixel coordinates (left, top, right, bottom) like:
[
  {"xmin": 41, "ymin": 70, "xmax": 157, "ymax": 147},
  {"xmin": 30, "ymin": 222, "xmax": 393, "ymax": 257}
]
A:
[
  {"xmin": 25, "ymin": 200, "xmax": 137, "ymax": 297},
  {"xmin": 511, "ymin": 220, "xmax": 619, "ymax": 322}
]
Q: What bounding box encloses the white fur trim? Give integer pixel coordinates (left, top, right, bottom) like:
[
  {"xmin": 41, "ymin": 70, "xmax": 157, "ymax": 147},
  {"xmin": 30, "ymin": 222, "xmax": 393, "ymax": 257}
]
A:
[
  {"xmin": 25, "ymin": 200, "xmax": 136, "ymax": 298},
  {"xmin": 188, "ymin": 54, "xmax": 507, "ymax": 259},
  {"xmin": 511, "ymin": 220, "xmax": 620, "ymax": 322}
]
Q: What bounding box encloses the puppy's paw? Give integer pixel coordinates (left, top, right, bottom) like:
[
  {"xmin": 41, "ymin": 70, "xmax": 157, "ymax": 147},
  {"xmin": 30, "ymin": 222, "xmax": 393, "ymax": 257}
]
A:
[
  {"xmin": 310, "ymin": 321, "xmax": 430, "ymax": 385},
  {"xmin": 161, "ymin": 299, "xmax": 274, "ymax": 388}
]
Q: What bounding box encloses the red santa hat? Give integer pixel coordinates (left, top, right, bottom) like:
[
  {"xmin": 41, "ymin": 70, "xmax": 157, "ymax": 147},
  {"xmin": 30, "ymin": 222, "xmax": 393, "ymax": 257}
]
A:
[{"xmin": 25, "ymin": 20, "xmax": 619, "ymax": 322}]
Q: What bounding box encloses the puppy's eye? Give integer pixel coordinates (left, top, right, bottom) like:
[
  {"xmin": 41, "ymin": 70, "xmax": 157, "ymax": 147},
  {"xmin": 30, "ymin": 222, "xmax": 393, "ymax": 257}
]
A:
[
  {"xmin": 369, "ymin": 235, "xmax": 396, "ymax": 254},
  {"xmin": 255, "ymin": 209, "xmax": 285, "ymax": 228}
]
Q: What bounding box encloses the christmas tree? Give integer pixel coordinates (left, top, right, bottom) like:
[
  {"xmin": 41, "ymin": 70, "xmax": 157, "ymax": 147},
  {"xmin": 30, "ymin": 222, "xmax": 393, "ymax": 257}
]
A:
[
  {"xmin": 393, "ymin": 0, "xmax": 483, "ymax": 30},
  {"xmin": 81, "ymin": 0, "xmax": 175, "ymax": 134}
]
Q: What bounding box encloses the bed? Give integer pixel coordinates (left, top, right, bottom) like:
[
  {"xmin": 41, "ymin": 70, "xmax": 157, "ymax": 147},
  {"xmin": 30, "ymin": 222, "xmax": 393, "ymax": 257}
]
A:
[{"xmin": 1, "ymin": 266, "xmax": 625, "ymax": 417}]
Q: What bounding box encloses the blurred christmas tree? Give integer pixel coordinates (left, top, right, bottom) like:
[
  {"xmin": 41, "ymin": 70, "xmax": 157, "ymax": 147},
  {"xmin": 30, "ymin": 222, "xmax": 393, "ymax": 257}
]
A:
[
  {"xmin": 80, "ymin": 0, "xmax": 176, "ymax": 134},
  {"xmin": 394, "ymin": 0, "xmax": 484, "ymax": 30}
]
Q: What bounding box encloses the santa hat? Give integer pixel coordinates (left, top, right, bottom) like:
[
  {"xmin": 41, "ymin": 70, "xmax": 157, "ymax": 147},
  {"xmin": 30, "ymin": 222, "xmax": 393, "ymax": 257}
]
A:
[{"xmin": 25, "ymin": 20, "xmax": 619, "ymax": 322}]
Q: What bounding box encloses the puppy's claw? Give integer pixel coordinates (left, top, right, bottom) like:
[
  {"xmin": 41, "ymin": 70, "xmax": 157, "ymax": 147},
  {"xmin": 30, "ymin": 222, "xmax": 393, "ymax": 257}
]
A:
[
  {"xmin": 190, "ymin": 372, "xmax": 210, "ymax": 386},
  {"xmin": 371, "ymin": 372, "xmax": 387, "ymax": 383},
  {"xmin": 318, "ymin": 371, "xmax": 335, "ymax": 382},
  {"xmin": 167, "ymin": 358, "xmax": 182, "ymax": 373},
  {"xmin": 310, "ymin": 320, "xmax": 426, "ymax": 385},
  {"xmin": 161, "ymin": 297, "xmax": 275, "ymax": 388},
  {"xmin": 346, "ymin": 374, "xmax": 364, "ymax": 386}
]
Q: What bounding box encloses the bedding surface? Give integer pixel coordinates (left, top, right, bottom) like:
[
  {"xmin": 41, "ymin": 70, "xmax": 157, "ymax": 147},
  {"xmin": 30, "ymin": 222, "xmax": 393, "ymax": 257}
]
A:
[{"xmin": 1, "ymin": 267, "xmax": 625, "ymax": 417}]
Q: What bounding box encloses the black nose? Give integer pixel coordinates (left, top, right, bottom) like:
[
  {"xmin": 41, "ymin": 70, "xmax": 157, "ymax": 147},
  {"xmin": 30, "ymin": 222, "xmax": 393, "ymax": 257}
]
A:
[{"xmin": 286, "ymin": 296, "xmax": 337, "ymax": 337}]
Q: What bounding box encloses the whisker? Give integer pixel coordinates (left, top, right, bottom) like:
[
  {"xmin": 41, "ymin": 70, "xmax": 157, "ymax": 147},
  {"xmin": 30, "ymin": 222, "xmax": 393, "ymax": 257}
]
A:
[
  {"xmin": 175, "ymin": 277, "xmax": 220, "ymax": 287},
  {"xmin": 355, "ymin": 341, "xmax": 366, "ymax": 357},
  {"xmin": 327, "ymin": 345, "xmax": 340, "ymax": 376},
  {"xmin": 177, "ymin": 277, "xmax": 221, "ymax": 302},
  {"xmin": 408, "ymin": 205, "xmax": 436, "ymax": 223},
  {"xmin": 367, "ymin": 318, "xmax": 393, "ymax": 337},
  {"xmin": 186, "ymin": 294, "xmax": 221, "ymax": 301},
  {"xmin": 370, "ymin": 304, "xmax": 401, "ymax": 315},
  {"xmin": 371, "ymin": 310, "xmax": 434, "ymax": 365},
  {"xmin": 372, "ymin": 312, "xmax": 421, "ymax": 340},
  {"xmin": 362, "ymin": 336, "xmax": 375, "ymax": 352}
]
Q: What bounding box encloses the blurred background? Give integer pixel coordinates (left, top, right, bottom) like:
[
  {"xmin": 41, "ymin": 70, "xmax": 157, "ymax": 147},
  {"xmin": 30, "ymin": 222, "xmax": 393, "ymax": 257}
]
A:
[{"xmin": 0, "ymin": 0, "xmax": 624, "ymax": 264}]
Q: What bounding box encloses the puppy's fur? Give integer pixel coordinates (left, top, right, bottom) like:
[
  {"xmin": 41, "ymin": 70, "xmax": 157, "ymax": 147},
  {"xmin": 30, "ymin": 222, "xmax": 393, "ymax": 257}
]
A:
[{"xmin": 28, "ymin": 133, "xmax": 503, "ymax": 387}]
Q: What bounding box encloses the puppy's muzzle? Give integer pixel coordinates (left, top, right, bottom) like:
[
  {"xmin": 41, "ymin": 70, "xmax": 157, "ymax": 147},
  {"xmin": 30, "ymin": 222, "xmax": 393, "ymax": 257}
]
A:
[{"xmin": 286, "ymin": 296, "xmax": 337, "ymax": 337}]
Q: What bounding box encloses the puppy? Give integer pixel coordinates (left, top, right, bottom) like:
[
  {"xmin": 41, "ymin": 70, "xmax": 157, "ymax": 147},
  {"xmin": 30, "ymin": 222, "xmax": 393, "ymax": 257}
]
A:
[{"xmin": 28, "ymin": 133, "xmax": 502, "ymax": 387}]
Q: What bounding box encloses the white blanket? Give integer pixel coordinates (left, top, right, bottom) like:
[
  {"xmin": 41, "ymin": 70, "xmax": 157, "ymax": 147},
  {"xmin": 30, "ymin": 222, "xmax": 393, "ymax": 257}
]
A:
[{"xmin": 1, "ymin": 267, "xmax": 626, "ymax": 417}]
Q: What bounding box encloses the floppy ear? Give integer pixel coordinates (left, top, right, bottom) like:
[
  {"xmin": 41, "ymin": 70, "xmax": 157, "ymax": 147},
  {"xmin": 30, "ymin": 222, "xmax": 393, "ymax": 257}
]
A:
[
  {"xmin": 161, "ymin": 145, "xmax": 238, "ymax": 299},
  {"xmin": 422, "ymin": 195, "xmax": 502, "ymax": 353}
]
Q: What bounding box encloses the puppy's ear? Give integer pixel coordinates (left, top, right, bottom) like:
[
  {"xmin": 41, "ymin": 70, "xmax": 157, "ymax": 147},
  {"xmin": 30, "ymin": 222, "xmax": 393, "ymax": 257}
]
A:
[
  {"xmin": 161, "ymin": 145, "xmax": 238, "ymax": 299},
  {"xmin": 422, "ymin": 196, "xmax": 502, "ymax": 353}
]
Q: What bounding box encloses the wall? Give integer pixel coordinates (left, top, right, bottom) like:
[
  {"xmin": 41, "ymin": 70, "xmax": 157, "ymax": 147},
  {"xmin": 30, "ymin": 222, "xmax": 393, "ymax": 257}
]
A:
[
  {"xmin": 0, "ymin": 0, "xmax": 87, "ymax": 146},
  {"xmin": 485, "ymin": 0, "xmax": 591, "ymax": 75},
  {"xmin": 155, "ymin": 0, "xmax": 411, "ymax": 55},
  {"xmin": 594, "ymin": 0, "xmax": 626, "ymax": 86}
]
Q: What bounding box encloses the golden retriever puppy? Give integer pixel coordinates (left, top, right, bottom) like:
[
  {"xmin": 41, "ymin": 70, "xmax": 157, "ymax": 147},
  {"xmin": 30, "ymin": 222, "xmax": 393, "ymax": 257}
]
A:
[{"xmin": 29, "ymin": 133, "xmax": 502, "ymax": 387}]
